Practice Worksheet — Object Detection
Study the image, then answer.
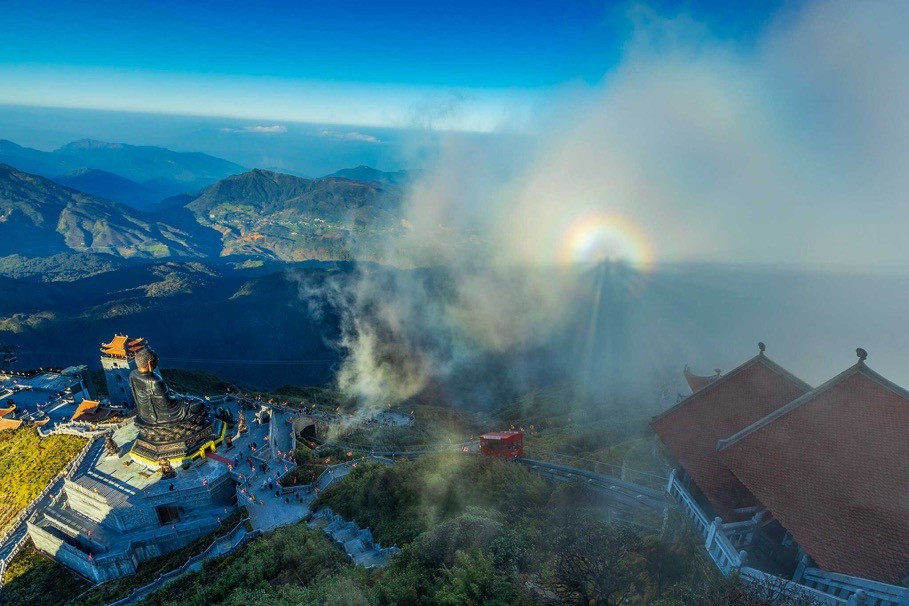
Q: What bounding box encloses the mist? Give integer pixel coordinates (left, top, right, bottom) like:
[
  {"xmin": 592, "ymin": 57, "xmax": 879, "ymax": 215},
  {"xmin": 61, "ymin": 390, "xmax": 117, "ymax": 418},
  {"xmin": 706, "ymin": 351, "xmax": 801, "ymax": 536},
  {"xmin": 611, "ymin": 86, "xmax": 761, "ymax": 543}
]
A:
[{"xmin": 299, "ymin": 0, "xmax": 909, "ymax": 413}]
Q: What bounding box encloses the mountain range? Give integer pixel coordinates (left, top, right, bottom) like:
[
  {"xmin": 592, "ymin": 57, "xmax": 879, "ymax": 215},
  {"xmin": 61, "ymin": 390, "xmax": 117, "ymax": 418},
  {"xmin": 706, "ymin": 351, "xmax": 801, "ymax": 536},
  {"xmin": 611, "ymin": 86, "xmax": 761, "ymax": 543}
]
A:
[
  {"xmin": 0, "ymin": 164, "xmax": 202, "ymax": 259},
  {"xmin": 173, "ymin": 168, "xmax": 406, "ymax": 261},
  {"xmin": 0, "ymin": 139, "xmax": 246, "ymax": 209},
  {"xmin": 0, "ymin": 158, "xmax": 412, "ymax": 278},
  {"xmin": 0, "ymin": 142, "xmax": 419, "ymax": 387},
  {"xmin": 325, "ymin": 164, "xmax": 416, "ymax": 186}
]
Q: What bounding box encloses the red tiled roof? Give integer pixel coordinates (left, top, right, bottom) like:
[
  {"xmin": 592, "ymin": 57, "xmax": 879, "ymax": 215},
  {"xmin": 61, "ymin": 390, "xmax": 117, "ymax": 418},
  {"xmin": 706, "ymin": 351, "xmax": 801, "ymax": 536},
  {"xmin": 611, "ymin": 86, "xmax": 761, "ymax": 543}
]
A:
[
  {"xmin": 684, "ymin": 365, "xmax": 721, "ymax": 393},
  {"xmin": 651, "ymin": 354, "xmax": 811, "ymax": 518},
  {"xmin": 719, "ymin": 363, "xmax": 909, "ymax": 585}
]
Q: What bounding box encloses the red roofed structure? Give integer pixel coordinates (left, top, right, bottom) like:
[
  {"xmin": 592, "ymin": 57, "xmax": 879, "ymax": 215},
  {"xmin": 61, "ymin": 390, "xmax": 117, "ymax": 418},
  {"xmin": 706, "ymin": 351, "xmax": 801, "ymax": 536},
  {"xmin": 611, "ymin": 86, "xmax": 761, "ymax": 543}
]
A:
[
  {"xmin": 651, "ymin": 349, "xmax": 811, "ymax": 519},
  {"xmin": 684, "ymin": 365, "xmax": 722, "ymax": 393},
  {"xmin": 479, "ymin": 431, "xmax": 523, "ymax": 459},
  {"xmin": 654, "ymin": 345, "xmax": 909, "ymax": 603},
  {"xmin": 718, "ymin": 359, "xmax": 909, "ymax": 585}
]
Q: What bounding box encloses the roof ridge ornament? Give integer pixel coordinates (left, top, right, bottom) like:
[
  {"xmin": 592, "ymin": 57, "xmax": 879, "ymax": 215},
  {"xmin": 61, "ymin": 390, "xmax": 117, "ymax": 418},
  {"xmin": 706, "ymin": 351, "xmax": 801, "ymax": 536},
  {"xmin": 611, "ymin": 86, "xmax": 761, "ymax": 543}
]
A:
[
  {"xmin": 856, "ymin": 347, "xmax": 868, "ymax": 364},
  {"xmin": 758, "ymin": 342, "xmax": 766, "ymax": 355}
]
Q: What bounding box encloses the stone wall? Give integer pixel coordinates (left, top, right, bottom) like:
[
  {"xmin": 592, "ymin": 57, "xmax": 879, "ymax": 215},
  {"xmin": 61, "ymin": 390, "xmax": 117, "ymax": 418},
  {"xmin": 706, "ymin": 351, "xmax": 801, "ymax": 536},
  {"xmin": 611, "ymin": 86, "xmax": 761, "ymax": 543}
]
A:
[
  {"xmin": 27, "ymin": 521, "xmax": 138, "ymax": 583},
  {"xmin": 101, "ymin": 357, "xmax": 135, "ymax": 408}
]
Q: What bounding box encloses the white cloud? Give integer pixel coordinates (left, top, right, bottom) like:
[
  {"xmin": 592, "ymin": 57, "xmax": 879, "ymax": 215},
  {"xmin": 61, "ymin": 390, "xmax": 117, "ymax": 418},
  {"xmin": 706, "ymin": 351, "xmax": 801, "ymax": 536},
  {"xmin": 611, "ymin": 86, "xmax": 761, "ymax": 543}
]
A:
[
  {"xmin": 220, "ymin": 124, "xmax": 287, "ymax": 134},
  {"xmin": 316, "ymin": 129, "xmax": 381, "ymax": 143}
]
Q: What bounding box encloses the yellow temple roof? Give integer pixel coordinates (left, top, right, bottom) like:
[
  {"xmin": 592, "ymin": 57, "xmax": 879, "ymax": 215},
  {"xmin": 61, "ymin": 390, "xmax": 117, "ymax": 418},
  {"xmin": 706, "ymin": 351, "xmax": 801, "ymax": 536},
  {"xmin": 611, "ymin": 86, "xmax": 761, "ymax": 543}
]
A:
[{"xmin": 100, "ymin": 334, "xmax": 146, "ymax": 358}]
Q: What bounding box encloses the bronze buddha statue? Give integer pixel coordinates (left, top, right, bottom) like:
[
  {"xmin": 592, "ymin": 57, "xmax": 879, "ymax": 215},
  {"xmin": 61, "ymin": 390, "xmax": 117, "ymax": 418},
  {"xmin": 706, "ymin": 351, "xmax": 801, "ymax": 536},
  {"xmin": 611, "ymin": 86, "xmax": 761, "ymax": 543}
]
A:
[
  {"xmin": 129, "ymin": 347, "xmax": 212, "ymax": 465},
  {"xmin": 130, "ymin": 348, "xmax": 205, "ymax": 425}
]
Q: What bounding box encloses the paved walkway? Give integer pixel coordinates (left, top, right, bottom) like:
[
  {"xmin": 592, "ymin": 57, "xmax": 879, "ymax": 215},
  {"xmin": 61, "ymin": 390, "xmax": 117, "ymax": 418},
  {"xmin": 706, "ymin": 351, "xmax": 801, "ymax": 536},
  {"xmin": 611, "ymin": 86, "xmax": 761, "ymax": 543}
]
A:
[{"xmin": 270, "ymin": 410, "xmax": 294, "ymax": 457}]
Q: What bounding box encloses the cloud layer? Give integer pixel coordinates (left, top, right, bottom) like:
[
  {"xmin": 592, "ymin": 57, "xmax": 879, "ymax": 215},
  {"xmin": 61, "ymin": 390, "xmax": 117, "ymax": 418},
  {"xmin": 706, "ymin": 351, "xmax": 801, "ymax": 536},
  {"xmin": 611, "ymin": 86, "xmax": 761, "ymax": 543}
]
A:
[
  {"xmin": 312, "ymin": 0, "xmax": 909, "ymax": 410},
  {"xmin": 220, "ymin": 124, "xmax": 287, "ymax": 134}
]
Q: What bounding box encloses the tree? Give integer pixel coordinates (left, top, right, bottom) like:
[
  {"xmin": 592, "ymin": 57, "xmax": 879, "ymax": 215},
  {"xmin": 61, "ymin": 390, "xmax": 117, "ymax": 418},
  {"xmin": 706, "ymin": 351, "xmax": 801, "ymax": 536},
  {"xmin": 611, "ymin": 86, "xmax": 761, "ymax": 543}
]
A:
[
  {"xmin": 550, "ymin": 515, "xmax": 645, "ymax": 606},
  {"xmin": 433, "ymin": 550, "xmax": 515, "ymax": 606},
  {"xmin": 640, "ymin": 534, "xmax": 691, "ymax": 601}
]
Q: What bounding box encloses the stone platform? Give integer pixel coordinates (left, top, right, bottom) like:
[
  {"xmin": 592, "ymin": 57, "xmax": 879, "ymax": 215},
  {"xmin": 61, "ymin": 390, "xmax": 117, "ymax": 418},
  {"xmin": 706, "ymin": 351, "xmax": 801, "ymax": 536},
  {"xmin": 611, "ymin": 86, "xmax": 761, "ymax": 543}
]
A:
[
  {"xmin": 130, "ymin": 414, "xmax": 228, "ymax": 470},
  {"xmin": 26, "ymin": 400, "xmax": 269, "ymax": 583}
]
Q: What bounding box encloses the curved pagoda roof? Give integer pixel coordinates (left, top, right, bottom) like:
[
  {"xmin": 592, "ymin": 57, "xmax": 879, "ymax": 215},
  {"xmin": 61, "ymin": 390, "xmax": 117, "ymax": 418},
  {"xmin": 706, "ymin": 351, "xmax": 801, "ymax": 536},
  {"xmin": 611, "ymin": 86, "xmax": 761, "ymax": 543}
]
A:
[
  {"xmin": 100, "ymin": 334, "xmax": 146, "ymax": 359},
  {"xmin": 684, "ymin": 365, "xmax": 722, "ymax": 393},
  {"xmin": 652, "ymin": 349, "xmax": 812, "ymax": 518}
]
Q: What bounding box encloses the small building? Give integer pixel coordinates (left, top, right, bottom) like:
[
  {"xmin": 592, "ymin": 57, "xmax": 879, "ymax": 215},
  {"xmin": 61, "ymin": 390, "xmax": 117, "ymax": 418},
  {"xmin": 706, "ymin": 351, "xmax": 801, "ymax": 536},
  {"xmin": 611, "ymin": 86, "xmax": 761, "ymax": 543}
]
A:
[
  {"xmin": 652, "ymin": 345, "xmax": 909, "ymax": 604},
  {"xmin": 71, "ymin": 399, "xmax": 115, "ymax": 423},
  {"xmin": 100, "ymin": 335, "xmax": 146, "ymax": 407},
  {"xmin": 0, "ymin": 366, "xmax": 92, "ymax": 425},
  {"xmin": 479, "ymin": 431, "xmax": 524, "ymax": 459}
]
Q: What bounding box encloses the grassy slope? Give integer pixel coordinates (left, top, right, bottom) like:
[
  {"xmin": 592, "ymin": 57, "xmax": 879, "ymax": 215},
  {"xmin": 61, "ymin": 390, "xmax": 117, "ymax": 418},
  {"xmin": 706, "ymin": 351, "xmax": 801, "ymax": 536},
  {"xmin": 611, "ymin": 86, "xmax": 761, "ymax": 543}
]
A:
[
  {"xmin": 138, "ymin": 522, "xmax": 357, "ymax": 606},
  {"xmin": 0, "ymin": 428, "xmax": 86, "ymax": 532},
  {"xmin": 316, "ymin": 453, "xmax": 549, "ymax": 547},
  {"xmin": 0, "ymin": 543, "xmax": 91, "ymax": 606}
]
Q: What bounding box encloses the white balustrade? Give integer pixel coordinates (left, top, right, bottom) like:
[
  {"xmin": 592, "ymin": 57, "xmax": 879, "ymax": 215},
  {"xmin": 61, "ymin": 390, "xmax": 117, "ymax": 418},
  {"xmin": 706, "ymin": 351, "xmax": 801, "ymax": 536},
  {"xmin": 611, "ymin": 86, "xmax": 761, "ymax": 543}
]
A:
[
  {"xmin": 665, "ymin": 468, "xmax": 908, "ymax": 606},
  {"xmin": 802, "ymin": 568, "xmax": 909, "ymax": 606}
]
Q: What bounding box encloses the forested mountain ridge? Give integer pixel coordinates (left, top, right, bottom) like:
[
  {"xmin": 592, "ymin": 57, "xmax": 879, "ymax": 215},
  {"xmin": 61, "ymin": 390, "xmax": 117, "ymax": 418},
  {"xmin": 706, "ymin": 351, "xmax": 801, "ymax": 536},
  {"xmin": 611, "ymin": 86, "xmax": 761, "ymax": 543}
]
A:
[
  {"xmin": 166, "ymin": 168, "xmax": 407, "ymax": 261},
  {"xmin": 0, "ymin": 164, "xmax": 203, "ymax": 259}
]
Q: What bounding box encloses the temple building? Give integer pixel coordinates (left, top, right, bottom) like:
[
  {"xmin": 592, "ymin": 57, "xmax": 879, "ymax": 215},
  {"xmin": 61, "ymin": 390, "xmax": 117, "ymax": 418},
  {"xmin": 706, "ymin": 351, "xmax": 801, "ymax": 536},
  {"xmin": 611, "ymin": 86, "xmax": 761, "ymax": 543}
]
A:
[
  {"xmin": 27, "ymin": 340, "xmax": 242, "ymax": 584},
  {"xmin": 653, "ymin": 345, "xmax": 909, "ymax": 601},
  {"xmin": 0, "ymin": 365, "xmax": 93, "ymax": 427},
  {"xmin": 100, "ymin": 334, "xmax": 146, "ymax": 407}
]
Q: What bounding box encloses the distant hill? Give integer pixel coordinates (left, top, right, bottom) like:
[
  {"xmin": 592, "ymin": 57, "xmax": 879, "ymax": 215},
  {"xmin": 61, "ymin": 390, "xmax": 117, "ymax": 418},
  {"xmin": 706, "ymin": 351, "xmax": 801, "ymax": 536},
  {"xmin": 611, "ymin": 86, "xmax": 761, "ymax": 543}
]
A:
[
  {"xmin": 52, "ymin": 168, "xmax": 162, "ymax": 210},
  {"xmin": 0, "ymin": 164, "xmax": 205, "ymax": 259},
  {"xmin": 0, "ymin": 140, "xmax": 75, "ymax": 176},
  {"xmin": 168, "ymin": 168, "xmax": 407, "ymax": 261},
  {"xmin": 0, "ymin": 138, "xmax": 246, "ymax": 206},
  {"xmin": 0, "ymin": 164, "xmax": 415, "ymax": 279},
  {"xmin": 54, "ymin": 139, "xmax": 246, "ymax": 190},
  {"xmin": 325, "ymin": 165, "xmax": 415, "ymax": 185}
]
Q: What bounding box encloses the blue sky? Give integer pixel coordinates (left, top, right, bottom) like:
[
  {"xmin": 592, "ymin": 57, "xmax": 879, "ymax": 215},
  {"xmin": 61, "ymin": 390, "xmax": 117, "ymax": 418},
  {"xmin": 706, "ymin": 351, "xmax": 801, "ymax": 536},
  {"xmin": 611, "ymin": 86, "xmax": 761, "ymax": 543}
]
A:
[
  {"xmin": 2, "ymin": 0, "xmax": 909, "ymax": 273},
  {"xmin": 0, "ymin": 0, "xmax": 783, "ymax": 129}
]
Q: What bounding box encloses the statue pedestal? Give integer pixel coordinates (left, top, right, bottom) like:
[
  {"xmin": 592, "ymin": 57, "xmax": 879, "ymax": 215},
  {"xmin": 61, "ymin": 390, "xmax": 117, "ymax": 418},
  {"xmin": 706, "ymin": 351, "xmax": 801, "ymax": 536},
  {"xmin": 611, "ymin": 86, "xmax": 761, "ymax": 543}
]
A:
[{"xmin": 130, "ymin": 417, "xmax": 226, "ymax": 469}]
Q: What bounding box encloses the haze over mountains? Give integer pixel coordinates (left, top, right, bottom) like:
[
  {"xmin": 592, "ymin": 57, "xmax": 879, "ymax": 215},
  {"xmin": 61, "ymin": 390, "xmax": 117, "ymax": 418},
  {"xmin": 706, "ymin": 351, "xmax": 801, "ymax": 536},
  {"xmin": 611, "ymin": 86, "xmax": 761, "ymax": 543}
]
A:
[
  {"xmin": 0, "ymin": 138, "xmax": 246, "ymax": 209},
  {"xmin": 0, "ymin": 140, "xmax": 416, "ymax": 274},
  {"xmin": 3, "ymin": 137, "xmax": 909, "ymax": 398}
]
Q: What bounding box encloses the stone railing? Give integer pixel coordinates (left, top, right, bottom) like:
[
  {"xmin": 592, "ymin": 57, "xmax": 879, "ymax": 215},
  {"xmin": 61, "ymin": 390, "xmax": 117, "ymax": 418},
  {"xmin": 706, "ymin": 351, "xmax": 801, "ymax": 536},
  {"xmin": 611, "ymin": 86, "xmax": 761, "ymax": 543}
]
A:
[
  {"xmin": 0, "ymin": 534, "xmax": 28, "ymax": 591},
  {"xmin": 801, "ymin": 568, "xmax": 909, "ymax": 606},
  {"xmin": 102, "ymin": 519, "xmax": 257, "ymax": 606},
  {"xmin": 667, "ymin": 470, "xmax": 909, "ymax": 606},
  {"xmin": 704, "ymin": 516, "xmax": 747, "ymax": 575},
  {"xmin": 721, "ymin": 513, "xmax": 764, "ymax": 548},
  {"xmin": 739, "ymin": 567, "xmax": 850, "ymax": 605},
  {"xmin": 39, "ymin": 420, "xmax": 123, "ymax": 438},
  {"xmin": 667, "ymin": 469, "xmax": 712, "ymax": 537}
]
